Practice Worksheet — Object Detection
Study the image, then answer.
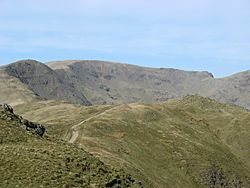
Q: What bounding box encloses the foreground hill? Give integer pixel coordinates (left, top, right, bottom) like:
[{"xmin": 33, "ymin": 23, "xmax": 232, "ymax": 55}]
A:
[
  {"xmin": 15, "ymin": 95, "xmax": 250, "ymax": 188},
  {"xmin": 48, "ymin": 60, "xmax": 250, "ymax": 109},
  {"xmin": 0, "ymin": 104, "xmax": 141, "ymax": 187}
]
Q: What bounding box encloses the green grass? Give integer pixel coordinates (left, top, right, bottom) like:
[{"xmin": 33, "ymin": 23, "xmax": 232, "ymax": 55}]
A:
[
  {"xmin": 15, "ymin": 100, "xmax": 116, "ymax": 139},
  {"xmin": 0, "ymin": 108, "xmax": 141, "ymax": 187},
  {"xmin": 76, "ymin": 102, "xmax": 249, "ymax": 187}
]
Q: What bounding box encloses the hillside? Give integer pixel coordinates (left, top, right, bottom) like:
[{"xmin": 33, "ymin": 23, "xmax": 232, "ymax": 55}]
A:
[
  {"xmin": 0, "ymin": 104, "xmax": 141, "ymax": 187},
  {"xmin": 48, "ymin": 60, "xmax": 250, "ymax": 109},
  {"xmin": 1, "ymin": 60, "xmax": 91, "ymax": 106},
  {"xmin": 0, "ymin": 69, "xmax": 40, "ymax": 106},
  {"xmin": 48, "ymin": 60, "xmax": 214, "ymax": 105},
  {"xmin": 15, "ymin": 95, "xmax": 250, "ymax": 188}
]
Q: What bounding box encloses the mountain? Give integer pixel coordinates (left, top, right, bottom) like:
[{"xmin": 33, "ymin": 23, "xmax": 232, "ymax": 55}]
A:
[
  {"xmin": 14, "ymin": 95, "xmax": 250, "ymax": 188},
  {"xmin": 47, "ymin": 60, "xmax": 214, "ymax": 105},
  {"xmin": 1, "ymin": 59, "xmax": 249, "ymax": 109},
  {"xmin": 1, "ymin": 60, "xmax": 91, "ymax": 106},
  {"xmin": 0, "ymin": 104, "xmax": 141, "ymax": 187},
  {"xmin": 47, "ymin": 60, "xmax": 250, "ymax": 109}
]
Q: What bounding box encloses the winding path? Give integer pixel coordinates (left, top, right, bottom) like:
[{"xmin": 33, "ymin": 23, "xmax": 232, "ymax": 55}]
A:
[{"xmin": 68, "ymin": 106, "xmax": 120, "ymax": 143}]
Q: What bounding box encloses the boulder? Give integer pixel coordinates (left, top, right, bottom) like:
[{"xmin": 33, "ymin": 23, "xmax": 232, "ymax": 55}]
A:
[
  {"xmin": 3, "ymin": 104, "xmax": 13, "ymax": 113},
  {"xmin": 35, "ymin": 125, "xmax": 45, "ymax": 137},
  {"xmin": 27, "ymin": 121, "xmax": 38, "ymax": 129}
]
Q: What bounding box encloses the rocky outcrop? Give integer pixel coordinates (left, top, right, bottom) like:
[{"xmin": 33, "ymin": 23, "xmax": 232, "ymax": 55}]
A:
[
  {"xmin": 0, "ymin": 104, "xmax": 45, "ymax": 137},
  {"xmin": 105, "ymin": 175, "xmax": 142, "ymax": 187},
  {"xmin": 20, "ymin": 118, "xmax": 45, "ymax": 137},
  {"xmin": 3, "ymin": 104, "xmax": 13, "ymax": 113},
  {"xmin": 202, "ymin": 165, "xmax": 244, "ymax": 188}
]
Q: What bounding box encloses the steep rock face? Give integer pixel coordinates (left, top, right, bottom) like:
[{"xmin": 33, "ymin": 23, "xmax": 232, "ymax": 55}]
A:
[
  {"xmin": 4, "ymin": 60, "xmax": 91, "ymax": 106},
  {"xmin": 48, "ymin": 60, "xmax": 250, "ymax": 109}
]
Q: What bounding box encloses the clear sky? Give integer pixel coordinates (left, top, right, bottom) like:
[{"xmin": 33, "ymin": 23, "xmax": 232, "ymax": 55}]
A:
[{"xmin": 0, "ymin": 0, "xmax": 249, "ymax": 77}]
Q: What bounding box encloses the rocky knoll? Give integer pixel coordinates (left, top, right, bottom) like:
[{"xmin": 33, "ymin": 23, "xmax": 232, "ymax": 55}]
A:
[{"xmin": 0, "ymin": 103, "xmax": 45, "ymax": 137}]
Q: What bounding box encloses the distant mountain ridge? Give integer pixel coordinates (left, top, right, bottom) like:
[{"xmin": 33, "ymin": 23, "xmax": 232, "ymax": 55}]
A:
[
  {"xmin": 48, "ymin": 60, "xmax": 250, "ymax": 109},
  {"xmin": 1, "ymin": 59, "xmax": 249, "ymax": 109}
]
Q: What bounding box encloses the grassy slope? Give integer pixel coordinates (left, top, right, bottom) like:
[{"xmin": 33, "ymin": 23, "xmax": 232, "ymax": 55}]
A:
[
  {"xmin": 0, "ymin": 107, "xmax": 141, "ymax": 187},
  {"xmin": 15, "ymin": 96, "xmax": 250, "ymax": 187},
  {"xmin": 75, "ymin": 96, "xmax": 250, "ymax": 188},
  {"xmin": 15, "ymin": 100, "xmax": 116, "ymax": 139}
]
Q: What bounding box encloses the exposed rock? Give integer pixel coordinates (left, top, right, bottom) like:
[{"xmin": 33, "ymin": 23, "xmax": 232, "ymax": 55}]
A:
[
  {"xmin": 35, "ymin": 125, "xmax": 45, "ymax": 137},
  {"xmin": 1, "ymin": 103, "xmax": 46, "ymax": 137},
  {"xmin": 3, "ymin": 103, "xmax": 13, "ymax": 113},
  {"xmin": 105, "ymin": 178, "xmax": 118, "ymax": 187},
  {"xmin": 202, "ymin": 165, "xmax": 244, "ymax": 188}
]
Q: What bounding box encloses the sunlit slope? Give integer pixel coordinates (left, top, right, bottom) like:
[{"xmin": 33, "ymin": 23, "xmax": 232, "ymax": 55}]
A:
[
  {"xmin": 0, "ymin": 69, "xmax": 39, "ymax": 106},
  {"xmin": 74, "ymin": 96, "xmax": 250, "ymax": 187},
  {"xmin": 167, "ymin": 95, "xmax": 250, "ymax": 167},
  {"xmin": 14, "ymin": 95, "xmax": 250, "ymax": 187},
  {"xmin": 14, "ymin": 100, "xmax": 116, "ymax": 139}
]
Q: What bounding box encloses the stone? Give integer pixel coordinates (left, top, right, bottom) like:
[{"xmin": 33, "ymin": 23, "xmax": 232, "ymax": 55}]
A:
[
  {"xmin": 27, "ymin": 121, "xmax": 37, "ymax": 129},
  {"xmin": 1, "ymin": 103, "xmax": 46, "ymax": 137},
  {"xmin": 3, "ymin": 104, "xmax": 13, "ymax": 113},
  {"xmin": 35, "ymin": 125, "xmax": 45, "ymax": 137},
  {"xmin": 105, "ymin": 178, "xmax": 118, "ymax": 187}
]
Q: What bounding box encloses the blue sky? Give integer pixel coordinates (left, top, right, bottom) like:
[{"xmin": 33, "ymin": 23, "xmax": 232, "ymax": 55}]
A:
[{"xmin": 0, "ymin": 0, "xmax": 249, "ymax": 77}]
